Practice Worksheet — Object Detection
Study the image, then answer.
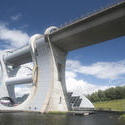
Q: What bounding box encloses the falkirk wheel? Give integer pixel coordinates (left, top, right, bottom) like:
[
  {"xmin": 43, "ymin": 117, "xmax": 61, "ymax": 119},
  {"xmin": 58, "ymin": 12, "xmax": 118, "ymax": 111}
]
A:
[
  {"xmin": 0, "ymin": 27, "xmax": 94, "ymax": 112},
  {"xmin": 0, "ymin": 1, "xmax": 125, "ymax": 112}
]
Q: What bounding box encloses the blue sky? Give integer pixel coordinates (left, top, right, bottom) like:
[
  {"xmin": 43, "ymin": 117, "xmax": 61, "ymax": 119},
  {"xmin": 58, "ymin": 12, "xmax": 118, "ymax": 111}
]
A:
[{"xmin": 0, "ymin": 0, "xmax": 125, "ymax": 95}]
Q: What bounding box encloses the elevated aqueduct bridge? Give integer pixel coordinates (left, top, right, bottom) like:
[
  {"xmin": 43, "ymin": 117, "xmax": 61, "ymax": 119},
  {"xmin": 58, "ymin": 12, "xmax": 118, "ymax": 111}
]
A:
[{"xmin": 0, "ymin": 1, "xmax": 125, "ymax": 112}]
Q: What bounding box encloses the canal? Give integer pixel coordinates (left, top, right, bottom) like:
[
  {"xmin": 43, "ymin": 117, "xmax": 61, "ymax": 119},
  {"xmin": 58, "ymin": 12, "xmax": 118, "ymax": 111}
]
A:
[{"xmin": 0, "ymin": 112, "xmax": 124, "ymax": 125}]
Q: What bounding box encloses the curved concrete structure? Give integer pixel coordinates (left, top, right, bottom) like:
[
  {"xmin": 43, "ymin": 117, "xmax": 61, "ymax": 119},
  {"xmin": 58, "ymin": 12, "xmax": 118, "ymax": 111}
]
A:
[
  {"xmin": 0, "ymin": 31, "xmax": 94, "ymax": 112},
  {"xmin": 0, "ymin": 1, "xmax": 125, "ymax": 112},
  {"xmin": 0, "ymin": 34, "xmax": 69, "ymax": 112}
]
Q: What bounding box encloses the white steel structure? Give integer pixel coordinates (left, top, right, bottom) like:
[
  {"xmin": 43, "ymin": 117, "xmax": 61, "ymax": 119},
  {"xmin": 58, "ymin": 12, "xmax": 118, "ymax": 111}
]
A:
[
  {"xmin": 0, "ymin": 1, "xmax": 125, "ymax": 112},
  {"xmin": 0, "ymin": 28, "xmax": 94, "ymax": 112}
]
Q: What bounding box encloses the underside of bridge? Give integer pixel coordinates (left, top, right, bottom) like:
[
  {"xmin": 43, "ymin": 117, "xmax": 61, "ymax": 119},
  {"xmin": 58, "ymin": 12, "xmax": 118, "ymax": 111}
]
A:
[
  {"xmin": 0, "ymin": 1, "xmax": 125, "ymax": 112},
  {"xmin": 50, "ymin": 1, "xmax": 125, "ymax": 51}
]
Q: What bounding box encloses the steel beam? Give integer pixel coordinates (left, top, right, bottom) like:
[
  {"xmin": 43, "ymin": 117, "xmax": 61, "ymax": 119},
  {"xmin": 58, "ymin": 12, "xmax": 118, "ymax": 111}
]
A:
[
  {"xmin": 6, "ymin": 76, "xmax": 33, "ymax": 85},
  {"xmin": 4, "ymin": 46, "xmax": 32, "ymax": 66}
]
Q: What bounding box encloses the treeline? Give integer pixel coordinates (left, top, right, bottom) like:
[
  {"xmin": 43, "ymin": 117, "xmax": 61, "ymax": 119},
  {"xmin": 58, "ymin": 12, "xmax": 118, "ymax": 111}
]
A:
[{"xmin": 86, "ymin": 86, "xmax": 125, "ymax": 103}]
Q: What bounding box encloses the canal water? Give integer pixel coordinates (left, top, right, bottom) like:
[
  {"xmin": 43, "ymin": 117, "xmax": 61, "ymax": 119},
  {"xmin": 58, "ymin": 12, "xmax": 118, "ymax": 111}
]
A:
[{"xmin": 0, "ymin": 112, "xmax": 124, "ymax": 125}]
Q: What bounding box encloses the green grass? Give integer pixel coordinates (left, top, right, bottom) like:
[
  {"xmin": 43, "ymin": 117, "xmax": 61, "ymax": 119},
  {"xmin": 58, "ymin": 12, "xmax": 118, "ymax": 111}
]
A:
[
  {"xmin": 94, "ymin": 99, "xmax": 125, "ymax": 111},
  {"xmin": 120, "ymin": 114, "xmax": 125, "ymax": 121},
  {"xmin": 48, "ymin": 111, "xmax": 68, "ymax": 114}
]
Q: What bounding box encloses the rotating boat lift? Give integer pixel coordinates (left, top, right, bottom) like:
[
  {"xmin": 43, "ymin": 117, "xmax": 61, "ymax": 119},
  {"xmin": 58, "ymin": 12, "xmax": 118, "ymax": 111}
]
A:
[
  {"xmin": 0, "ymin": 1, "xmax": 125, "ymax": 112},
  {"xmin": 0, "ymin": 27, "xmax": 94, "ymax": 112}
]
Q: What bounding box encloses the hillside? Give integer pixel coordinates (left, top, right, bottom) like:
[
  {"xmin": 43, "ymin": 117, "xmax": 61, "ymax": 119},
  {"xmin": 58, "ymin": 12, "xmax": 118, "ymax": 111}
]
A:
[{"xmin": 94, "ymin": 99, "xmax": 125, "ymax": 111}]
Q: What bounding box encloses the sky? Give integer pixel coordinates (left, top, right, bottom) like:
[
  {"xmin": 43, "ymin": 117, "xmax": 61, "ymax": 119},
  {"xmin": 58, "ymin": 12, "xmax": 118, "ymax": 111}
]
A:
[{"xmin": 0, "ymin": 0, "xmax": 125, "ymax": 97}]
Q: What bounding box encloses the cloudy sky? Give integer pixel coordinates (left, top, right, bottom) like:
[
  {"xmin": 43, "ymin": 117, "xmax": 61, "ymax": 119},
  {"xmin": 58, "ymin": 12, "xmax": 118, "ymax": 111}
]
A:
[{"xmin": 0, "ymin": 0, "xmax": 125, "ymax": 96}]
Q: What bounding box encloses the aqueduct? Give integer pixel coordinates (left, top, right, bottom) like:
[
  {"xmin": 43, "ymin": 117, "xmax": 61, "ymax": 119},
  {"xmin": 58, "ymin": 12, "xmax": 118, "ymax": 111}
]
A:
[{"xmin": 0, "ymin": 1, "xmax": 125, "ymax": 112}]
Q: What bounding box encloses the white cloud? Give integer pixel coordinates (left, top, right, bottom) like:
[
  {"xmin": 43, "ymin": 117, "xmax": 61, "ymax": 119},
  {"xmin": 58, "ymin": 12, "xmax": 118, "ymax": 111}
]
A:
[
  {"xmin": 66, "ymin": 59, "xmax": 125, "ymax": 80},
  {"xmin": 16, "ymin": 63, "xmax": 33, "ymax": 77},
  {"xmin": 66, "ymin": 71, "xmax": 112, "ymax": 95},
  {"xmin": 15, "ymin": 85, "xmax": 31, "ymax": 97},
  {"xmin": 11, "ymin": 13, "xmax": 22, "ymax": 21},
  {"xmin": 0, "ymin": 23, "xmax": 30, "ymax": 48}
]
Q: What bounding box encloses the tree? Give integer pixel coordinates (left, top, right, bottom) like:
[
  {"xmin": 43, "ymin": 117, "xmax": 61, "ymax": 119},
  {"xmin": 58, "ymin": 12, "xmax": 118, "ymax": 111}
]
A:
[{"xmin": 86, "ymin": 86, "xmax": 125, "ymax": 103}]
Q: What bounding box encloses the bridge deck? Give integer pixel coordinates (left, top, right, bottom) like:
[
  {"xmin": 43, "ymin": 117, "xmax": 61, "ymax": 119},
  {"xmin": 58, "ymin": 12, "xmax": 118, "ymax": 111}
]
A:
[{"xmin": 49, "ymin": 1, "xmax": 125, "ymax": 51}]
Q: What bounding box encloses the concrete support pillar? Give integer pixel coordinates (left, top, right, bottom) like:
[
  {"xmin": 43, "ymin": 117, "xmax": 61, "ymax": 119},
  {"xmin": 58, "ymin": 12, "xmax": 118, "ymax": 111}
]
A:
[{"xmin": 27, "ymin": 35, "xmax": 69, "ymax": 112}]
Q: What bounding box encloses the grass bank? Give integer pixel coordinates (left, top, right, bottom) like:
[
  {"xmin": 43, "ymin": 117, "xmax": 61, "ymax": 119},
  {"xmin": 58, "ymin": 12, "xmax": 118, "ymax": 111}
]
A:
[
  {"xmin": 120, "ymin": 114, "xmax": 125, "ymax": 120},
  {"xmin": 47, "ymin": 111, "xmax": 68, "ymax": 115},
  {"xmin": 94, "ymin": 99, "xmax": 125, "ymax": 111}
]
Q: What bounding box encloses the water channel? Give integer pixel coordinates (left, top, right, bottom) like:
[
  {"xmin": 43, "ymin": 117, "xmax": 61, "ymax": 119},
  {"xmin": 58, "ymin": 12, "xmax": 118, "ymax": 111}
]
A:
[{"xmin": 0, "ymin": 112, "xmax": 124, "ymax": 125}]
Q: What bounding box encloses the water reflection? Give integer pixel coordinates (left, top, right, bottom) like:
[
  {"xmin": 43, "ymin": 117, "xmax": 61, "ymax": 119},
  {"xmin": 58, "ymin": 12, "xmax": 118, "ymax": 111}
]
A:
[{"xmin": 0, "ymin": 112, "xmax": 124, "ymax": 125}]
